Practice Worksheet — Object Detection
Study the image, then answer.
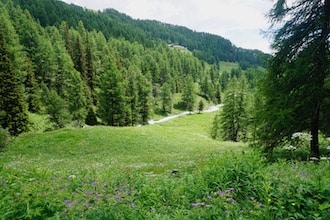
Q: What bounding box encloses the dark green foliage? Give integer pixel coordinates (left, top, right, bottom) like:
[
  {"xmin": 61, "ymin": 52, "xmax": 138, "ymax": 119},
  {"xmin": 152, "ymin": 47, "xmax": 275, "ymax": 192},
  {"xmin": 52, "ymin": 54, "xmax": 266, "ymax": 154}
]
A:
[
  {"xmin": 161, "ymin": 82, "xmax": 173, "ymax": 114},
  {"xmin": 182, "ymin": 75, "xmax": 196, "ymax": 112},
  {"xmin": 85, "ymin": 107, "xmax": 97, "ymax": 126},
  {"xmin": 137, "ymin": 74, "xmax": 152, "ymax": 125},
  {"xmin": 24, "ymin": 61, "xmax": 41, "ymax": 113},
  {"xmin": 211, "ymin": 114, "xmax": 221, "ymax": 140},
  {"xmin": 98, "ymin": 62, "xmax": 127, "ymax": 126},
  {"xmin": 256, "ymin": 0, "xmax": 330, "ymax": 157},
  {"xmin": 0, "ymin": 0, "xmax": 268, "ymax": 132},
  {"xmin": 13, "ymin": 0, "xmax": 269, "ymax": 67},
  {"xmin": 198, "ymin": 100, "xmax": 204, "ymax": 113},
  {"xmin": 0, "ymin": 22, "xmax": 29, "ymax": 136},
  {"xmin": 213, "ymin": 77, "xmax": 248, "ymax": 142},
  {"xmin": 42, "ymin": 86, "xmax": 71, "ymax": 129}
]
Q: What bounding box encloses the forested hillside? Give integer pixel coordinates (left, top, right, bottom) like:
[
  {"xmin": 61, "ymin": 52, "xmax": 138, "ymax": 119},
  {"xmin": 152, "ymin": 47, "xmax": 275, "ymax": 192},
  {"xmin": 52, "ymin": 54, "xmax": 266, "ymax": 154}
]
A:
[
  {"xmin": 0, "ymin": 0, "xmax": 266, "ymax": 137},
  {"xmin": 12, "ymin": 0, "xmax": 269, "ymax": 67}
]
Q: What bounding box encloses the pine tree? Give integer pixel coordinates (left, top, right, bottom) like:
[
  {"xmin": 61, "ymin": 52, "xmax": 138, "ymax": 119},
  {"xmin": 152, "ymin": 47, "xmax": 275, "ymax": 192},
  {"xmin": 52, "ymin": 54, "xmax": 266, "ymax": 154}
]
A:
[
  {"xmin": 0, "ymin": 28, "xmax": 28, "ymax": 135},
  {"xmin": 47, "ymin": 26, "xmax": 87, "ymax": 124},
  {"xmin": 198, "ymin": 100, "xmax": 204, "ymax": 113},
  {"xmin": 85, "ymin": 32, "xmax": 96, "ymax": 104},
  {"xmin": 161, "ymin": 82, "xmax": 173, "ymax": 114},
  {"xmin": 98, "ymin": 61, "xmax": 126, "ymax": 126},
  {"xmin": 257, "ymin": 0, "xmax": 330, "ymax": 158},
  {"xmin": 24, "ymin": 60, "xmax": 41, "ymax": 113},
  {"xmin": 219, "ymin": 77, "xmax": 248, "ymax": 142},
  {"xmin": 182, "ymin": 75, "xmax": 196, "ymax": 112},
  {"xmin": 125, "ymin": 65, "xmax": 141, "ymax": 126},
  {"xmin": 138, "ymin": 74, "xmax": 152, "ymax": 125},
  {"xmin": 43, "ymin": 87, "xmax": 72, "ymax": 129}
]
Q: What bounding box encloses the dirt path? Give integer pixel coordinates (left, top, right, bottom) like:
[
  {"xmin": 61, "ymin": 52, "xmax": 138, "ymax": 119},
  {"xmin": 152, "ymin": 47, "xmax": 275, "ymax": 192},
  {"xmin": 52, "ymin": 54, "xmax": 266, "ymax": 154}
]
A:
[{"xmin": 148, "ymin": 104, "xmax": 223, "ymax": 125}]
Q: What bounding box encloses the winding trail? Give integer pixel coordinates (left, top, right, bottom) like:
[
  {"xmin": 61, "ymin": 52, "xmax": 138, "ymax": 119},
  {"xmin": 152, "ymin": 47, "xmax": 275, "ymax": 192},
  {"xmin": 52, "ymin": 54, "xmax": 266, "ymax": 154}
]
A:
[{"xmin": 148, "ymin": 104, "xmax": 223, "ymax": 125}]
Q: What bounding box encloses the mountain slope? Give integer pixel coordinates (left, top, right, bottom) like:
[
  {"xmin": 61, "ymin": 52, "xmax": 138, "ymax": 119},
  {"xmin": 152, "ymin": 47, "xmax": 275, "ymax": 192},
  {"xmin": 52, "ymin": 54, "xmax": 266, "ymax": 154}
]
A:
[{"xmin": 13, "ymin": 0, "xmax": 269, "ymax": 67}]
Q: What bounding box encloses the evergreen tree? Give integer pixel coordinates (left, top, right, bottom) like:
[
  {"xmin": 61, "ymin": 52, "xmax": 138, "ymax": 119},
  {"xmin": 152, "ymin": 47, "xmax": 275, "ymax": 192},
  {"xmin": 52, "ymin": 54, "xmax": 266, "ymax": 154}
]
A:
[
  {"xmin": 257, "ymin": 0, "xmax": 330, "ymax": 158},
  {"xmin": 198, "ymin": 100, "xmax": 204, "ymax": 113},
  {"xmin": 125, "ymin": 65, "xmax": 141, "ymax": 126},
  {"xmin": 98, "ymin": 61, "xmax": 126, "ymax": 126},
  {"xmin": 24, "ymin": 60, "xmax": 41, "ymax": 113},
  {"xmin": 182, "ymin": 75, "xmax": 196, "ymax": 112},
  {"xmin": 161, "ymin": 82, "xmax": 173, "ymax": 114},
  {"xmin": 211, "ymin": 113, "xmax": 221, "ymax": 140},
  {"xmin": 72, "ymin": 35, "xmax": 87, "ymax": 79},
  {"xmin": 0, "ymin": 18, "xmax": 28, "ymax": 136},
  {"xmin": 85, "ymin": 31, "xmax": 96, "ymax": 104},
  {"xmin": 219, "ymin": 77, "xmax": 248, "ymax": 142},
  {"xmin": 47, "ymin": 26, "xmax": 87, "ymax": 124},
  {"xmin": 42, "ymin": 86, "xmax": 72, "ymax": 129},
  {"xmin": 138, "ymin": 74, "xmax": 152, "ymax": 125},
  {"xmin": 214, "ymin": 81, "xmax": 222, "ymax": 104}
]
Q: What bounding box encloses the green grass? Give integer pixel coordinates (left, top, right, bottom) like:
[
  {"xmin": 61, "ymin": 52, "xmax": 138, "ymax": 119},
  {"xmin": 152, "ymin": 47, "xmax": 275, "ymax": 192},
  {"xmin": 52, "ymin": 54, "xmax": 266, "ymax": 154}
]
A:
[
  {"xmin": 1, "ymin": 112, "xmax": 330, "ymax": 219},
  {"xmin": 1, "ymin": 111, "xmax": 245, "ymax": 175}
]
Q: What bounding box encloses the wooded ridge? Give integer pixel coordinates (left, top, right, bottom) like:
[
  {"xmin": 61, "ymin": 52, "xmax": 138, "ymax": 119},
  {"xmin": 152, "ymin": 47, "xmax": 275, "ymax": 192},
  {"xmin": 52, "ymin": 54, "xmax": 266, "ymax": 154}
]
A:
[{"xmin": 13, "ymin": 0, "xmax": 269, "ymax": 67}]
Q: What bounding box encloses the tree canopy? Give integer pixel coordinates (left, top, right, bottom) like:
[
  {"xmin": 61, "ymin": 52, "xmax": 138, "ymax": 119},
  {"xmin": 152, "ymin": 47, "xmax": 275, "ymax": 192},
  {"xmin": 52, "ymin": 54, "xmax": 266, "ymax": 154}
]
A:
[{"xmin": 256, "ymin": 0, "xmax": 330, "ymax": 158}]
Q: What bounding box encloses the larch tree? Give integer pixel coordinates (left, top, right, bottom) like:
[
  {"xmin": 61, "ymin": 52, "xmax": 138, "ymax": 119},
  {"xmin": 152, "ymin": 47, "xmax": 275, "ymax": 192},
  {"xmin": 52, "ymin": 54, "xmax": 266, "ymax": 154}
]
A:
[
  {"xmin": 182, "ymin": 75, "xmax": 197, "ymax": 112},
  {"xmin": 257, "ymin": 0, "xmax": 330, "ymax": 158},
  {"xmin": 98, "ymin": 61, "xmax": 127, "ymax": 126},
  {"xmin": 161, "ymin": 82, "xmax": 173, "ymax": 114},
  {"xmin": 0, "ymin": 27, "xmax": 28, "ymax": 135},
  {"xmin": 138, "ymin": 73, "xmax": 152, "ymax": 125},
  {"xmin": 219, "ymin": 77, "xmax": 248, "ymax": 142}
]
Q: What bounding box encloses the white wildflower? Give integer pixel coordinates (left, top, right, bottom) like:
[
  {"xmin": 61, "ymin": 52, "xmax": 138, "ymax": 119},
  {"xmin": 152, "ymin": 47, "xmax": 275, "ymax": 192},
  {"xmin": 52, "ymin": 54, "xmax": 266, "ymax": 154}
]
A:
[
  {"xmin": 68, "ymin": 175, "xmax": 76, "ymax": 179},
  {"xmin": 283, "ymin": 145, "xmax": 296, "ymax": 151}
]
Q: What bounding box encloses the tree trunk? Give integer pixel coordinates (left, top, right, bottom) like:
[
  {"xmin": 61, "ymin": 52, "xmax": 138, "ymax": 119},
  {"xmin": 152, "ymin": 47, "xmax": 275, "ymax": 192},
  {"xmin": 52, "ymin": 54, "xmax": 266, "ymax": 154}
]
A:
[
  {"xmin": 310, "ymin": 101, "xmax": 320, "ymax": 158},
  {"xmin": 310, "ymin": 0, "xmax": 330, "ymax": 159}
]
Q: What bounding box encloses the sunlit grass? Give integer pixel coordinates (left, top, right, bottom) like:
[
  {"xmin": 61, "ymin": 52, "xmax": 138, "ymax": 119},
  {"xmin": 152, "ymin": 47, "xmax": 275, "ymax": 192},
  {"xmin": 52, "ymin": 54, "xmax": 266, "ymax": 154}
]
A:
[{"xmin": 1, "ymin": 112, "xmax": 247, "ymax": 175}]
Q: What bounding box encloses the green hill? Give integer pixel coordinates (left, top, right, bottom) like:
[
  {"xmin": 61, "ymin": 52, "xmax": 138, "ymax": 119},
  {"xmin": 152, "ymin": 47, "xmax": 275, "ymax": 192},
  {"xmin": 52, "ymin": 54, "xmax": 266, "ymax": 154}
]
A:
[{"xmin": 1, "ymin": 112, "xmax": 246, "ymax": 174}]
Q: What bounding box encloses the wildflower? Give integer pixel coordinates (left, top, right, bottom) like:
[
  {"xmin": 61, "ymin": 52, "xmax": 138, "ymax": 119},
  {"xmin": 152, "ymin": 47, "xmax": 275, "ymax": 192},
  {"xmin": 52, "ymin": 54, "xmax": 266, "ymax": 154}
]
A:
[
  {"xmin": 115, "ymin": 192, "xmax": 122, "ymax": 200},
  {"xmin": 227, "ymin": 197, "xmax": 235, "ymax": 203},
  {"xmin": 283, "ymin": 145, "xmax": 296, "ymax": 151},
  {"xmin": 129, "ymin": 201, "xmax": 136, "ymax": 208},
  {"xmin": 103, "ymin": 182, "xmax": 108, "ymax": 187},
  {"xmin": 68, "ymin": 175, "xmax": 76, "ymax": 179},
  {"xmin": 292, "ymin": 132, "xmax": 303, "ymax": 139},
  {"xmin": 218, "ymin": 190, "xmax": 226, "ymax": 196},
  {"xmin": 191, "ymin": 202, "xmax": 209, "ymax": 208},
  {"xmin": 291, "ymin": 132, "xmax": 311, "ymax": 140},
  {"xmin": 228, "ymin": 187, "xmax": 235, "ymax": 192},
  {"xmin": 86, "ymin": 190, "xmax": 93, "ymax": 196},
  {"xmin": 64, "ymin": 199, "xmax": 72, "ymax": 207},
  {"xmin": 91, "ymin": 181, "xmax": 96, "ymax": 187},
  {"xmin": 192, "ymin": 202, "xmax": 200, "ymax": 207}
]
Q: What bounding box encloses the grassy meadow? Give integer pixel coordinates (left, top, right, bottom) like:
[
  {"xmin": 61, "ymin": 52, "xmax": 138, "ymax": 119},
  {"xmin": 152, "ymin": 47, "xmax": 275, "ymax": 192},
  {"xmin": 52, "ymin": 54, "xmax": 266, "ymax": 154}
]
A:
[{"xmin": 1, "ymin": 112, "xmax": 330, "ymax": 219}]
